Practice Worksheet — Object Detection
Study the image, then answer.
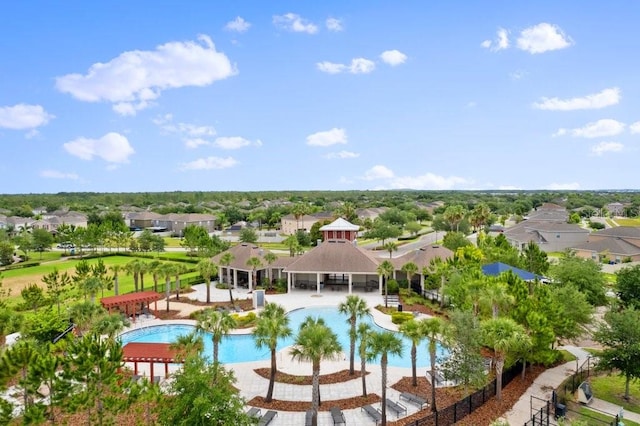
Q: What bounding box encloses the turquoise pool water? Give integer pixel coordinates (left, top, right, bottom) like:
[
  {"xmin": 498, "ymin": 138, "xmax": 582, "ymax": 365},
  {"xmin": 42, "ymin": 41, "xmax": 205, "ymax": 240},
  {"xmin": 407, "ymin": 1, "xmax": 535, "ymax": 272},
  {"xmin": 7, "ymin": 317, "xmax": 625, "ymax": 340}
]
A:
[{"xmin": 119, "ymin": 306, "xmax": 447, "ymax": 368}]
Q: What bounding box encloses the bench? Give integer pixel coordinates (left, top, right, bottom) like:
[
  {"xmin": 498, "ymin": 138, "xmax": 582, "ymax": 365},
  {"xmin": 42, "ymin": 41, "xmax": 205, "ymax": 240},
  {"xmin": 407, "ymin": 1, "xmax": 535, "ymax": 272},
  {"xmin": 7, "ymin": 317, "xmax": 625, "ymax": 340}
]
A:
[
  {"xmin": 246, "ymin": 407, "xmax": 261, "ymax": 418},
  {"xmin": 258, "ymin": 410, "xmax": 277, "ymax": 426},
  {"xmin": 399, "ymin": 392, "xmax": 428, "ymax": 409},
  {"xmin": 385, "ymin": 398, "xmax": 407, "ymax": 418},
  {"xmin": 361, "ymin": 405, "xmax": 381, "ymax": 425},
  {"xmin": 330, "ymin": 406, "xmax": 346, "ymax": 425}
]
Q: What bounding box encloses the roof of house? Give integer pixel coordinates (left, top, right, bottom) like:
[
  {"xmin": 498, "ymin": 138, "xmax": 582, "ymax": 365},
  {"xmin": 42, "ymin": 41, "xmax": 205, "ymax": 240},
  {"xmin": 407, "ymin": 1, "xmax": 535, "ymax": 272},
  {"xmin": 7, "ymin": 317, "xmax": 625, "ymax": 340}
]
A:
[
  {"xmin": 481, "ymin": 262, "xmax": 542, "ymax": 281},
  {"xmin": 284, "ymin": 239, "xmax": 381, "ymax": 273},
  {"xmin": 592, "ymin": 226, "xmax": 640, "ymax": 239},
  {"xmin": 391, "ymin": 245, "xmax": 454, "ymax": 269},
  {"xmin": 129, "ymin": 211, "xmax": 164, "ymax": 220},
  {"xmin": 526, "ymin": 222, "xmax": 590, "ymax": 233},
  {"xmin": 210, "ymin": 243, "xmax": 276, "ymax": 271},
  {"xmin": 320, "ymin": 217, "xmax": 360, "ymax": 232},
  {"xmin": 572, "ymin": 238, "xmax": 640, "ymax": 256},
  {"xmin": 163, "ymin": 213, "xmax": 216, "ymax": 222}
]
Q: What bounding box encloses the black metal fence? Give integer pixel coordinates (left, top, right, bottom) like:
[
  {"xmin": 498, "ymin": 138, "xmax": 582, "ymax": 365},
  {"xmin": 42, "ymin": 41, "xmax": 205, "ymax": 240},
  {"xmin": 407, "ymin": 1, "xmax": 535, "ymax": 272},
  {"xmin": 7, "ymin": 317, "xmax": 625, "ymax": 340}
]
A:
[
  {"xmin": 404, "ymin": 362, "xmax": 521, "ymax": 426},
  {"xmin": 556, "ymin": 357, "xmax": 595, "ymax": 404}
]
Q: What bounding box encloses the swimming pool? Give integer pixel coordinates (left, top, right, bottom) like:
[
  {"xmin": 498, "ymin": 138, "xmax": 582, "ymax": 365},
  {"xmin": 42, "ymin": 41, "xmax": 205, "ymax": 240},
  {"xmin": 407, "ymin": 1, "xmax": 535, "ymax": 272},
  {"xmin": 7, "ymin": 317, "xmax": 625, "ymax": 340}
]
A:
[{"xmin": 119, "ymin": 306, "xmax": 447, "ymax": 368}]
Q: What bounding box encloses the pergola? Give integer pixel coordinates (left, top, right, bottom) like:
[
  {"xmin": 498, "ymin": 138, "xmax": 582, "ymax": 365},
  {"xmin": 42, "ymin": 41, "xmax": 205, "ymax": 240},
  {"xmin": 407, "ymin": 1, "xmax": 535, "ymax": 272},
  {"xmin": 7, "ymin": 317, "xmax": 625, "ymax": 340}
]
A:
[
  {"xmin": 122, "ymin": 342, "xmax": 184, "ymax": 380},
  {"xmin": 100, "ymin": 291, "xmax": 163, "ymax": 322}
]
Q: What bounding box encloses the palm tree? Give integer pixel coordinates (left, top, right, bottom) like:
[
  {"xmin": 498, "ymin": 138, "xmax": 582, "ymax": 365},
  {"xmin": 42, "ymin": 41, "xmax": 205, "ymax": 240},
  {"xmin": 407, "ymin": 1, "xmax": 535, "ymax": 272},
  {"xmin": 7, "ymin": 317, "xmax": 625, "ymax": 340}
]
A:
[
  {"xmin": 377, "ymin": 260, "xmax": 395, "ymax": 308},
  {"xmin": 357, "ymin": 322, "xmax": 372, "ymax": 397},
  {"xmin": 68, "ymin": 301, "xmax": 105, "ymax": 336},
  {"xmin": 170, "ymin": 331, "xmax": 204, "ymax": 360},
  {"xmin": 481, "ymin": 317, "xmax": 530, "ymax": 400},
  {"xmin": 291, "ymin": 203, "xmax": 309, "ymax": 231},
  {"xmin": 173, "ymin": 264, "xmax": 188, "ymax": 301},
  {"xmin": 196, "ymin": 308, "xmax": 237, "ymax": 365},
  {"xmin": 398, "ymin": 319, "xmax": 423, "ymax": 387},
  {"xmin": 401, "ymin": 261, "xmax": 418, "ymax": 291},
  {"xmin": 160, "ymin": 263, "xmax": 176, "ymax": 312},
  {"xmin": 91, "ymin": 313, "xmax": 130, "ymax": 340},
  {"xmin": 479, "ymin": 277, "xmax": 514, "ymax": 319},
  {"xmin": 197, "ymin": 259, "xmax": 218, "ymax": 304},
  {"xmin": 81, "ymin": 276, "xmax": 104, "ymax": 303},
  {"xmin": 283, "ymin": 234, "xmax": 300, "ymax": 257},
  {"xmin": 253, "ymin": 303, "xmax": 292, "ymax": 402},
  {"xmin": 263, "ymin": 252, "xmax": 278, "ymax": 290},
  {"xmin": 148, "ymin": 260, "xmax": 162, "ymax": 293},
  {"xmin": 108, "ymin": 264, "xmax": 122, "ymax": 296},
  {"xmin": 218, "ymin": 252, "xmax": 235, "ymax": 305},
  {"xmin": 125, "ymin": 259, "xmax": 143, "ymax": 292},
  {"xmin": 367, "ymin": 331, "xmax": 404, "ymax": 426},
  {"xmin": 420, "ymin": 317, "xmax": 446, "ymax": 412},
  {"xmin": 246, "ymin": 256, "xmax": 263, "ymax": 290},
  {"xmin": 382, "ymin": 241, "xmax": 398, "ymax": 259},
  {"xmin": 443, "ymin": 204, "xmax": 466, "ymax": 232},
  {"xmin": 290, "ymin": 317, "xmax": 342, "ymax": 426},
  {"xmin": 337, "ymin": 295, "xmax": 370, "ymax": 375},
  {"xmin": 139, "ymin": 261, "xmax": 149, "ymax": 292}
]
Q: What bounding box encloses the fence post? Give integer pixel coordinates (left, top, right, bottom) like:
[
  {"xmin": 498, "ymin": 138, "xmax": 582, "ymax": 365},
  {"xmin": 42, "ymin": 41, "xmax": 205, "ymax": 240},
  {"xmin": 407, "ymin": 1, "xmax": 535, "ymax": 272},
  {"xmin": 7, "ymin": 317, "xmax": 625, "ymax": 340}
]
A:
[{"xmin": 546, "ymin": 401, "xmax": 550, "ymax": 426}]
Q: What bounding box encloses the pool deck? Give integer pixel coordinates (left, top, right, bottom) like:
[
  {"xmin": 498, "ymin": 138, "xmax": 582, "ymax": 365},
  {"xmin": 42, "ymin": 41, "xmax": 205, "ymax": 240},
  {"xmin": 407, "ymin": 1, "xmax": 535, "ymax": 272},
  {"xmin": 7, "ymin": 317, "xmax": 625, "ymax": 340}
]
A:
[{"xmin": 120, "ymin": 284, "xmax": 434, "ymax": 425}]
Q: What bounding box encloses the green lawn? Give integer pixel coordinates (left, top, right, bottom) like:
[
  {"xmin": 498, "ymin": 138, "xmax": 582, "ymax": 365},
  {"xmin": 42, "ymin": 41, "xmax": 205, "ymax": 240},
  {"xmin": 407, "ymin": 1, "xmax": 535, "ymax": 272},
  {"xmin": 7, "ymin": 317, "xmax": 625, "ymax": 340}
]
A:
[
  {"xmin": 559, "ymin": 349, "xmax": 577, "ymax": 363},
  {"xmin": 162, "ymin": 237, "xmax": 183, "ymax": 248},
  {"xmin": 590, "ymin": 374, "xmax": 640, "ymax": 413},
  {"xmin": 575, "ymin": 406, "xmax": 638, "ymax": 425},
  {"xmin": 613, "ymin": 218, "xmax": 640, "ymax": 227}
]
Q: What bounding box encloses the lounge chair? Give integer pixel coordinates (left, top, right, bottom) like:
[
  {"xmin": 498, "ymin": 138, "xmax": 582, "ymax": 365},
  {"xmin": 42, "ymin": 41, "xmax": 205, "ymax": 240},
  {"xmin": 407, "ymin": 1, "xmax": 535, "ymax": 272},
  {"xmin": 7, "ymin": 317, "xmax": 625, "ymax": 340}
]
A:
[
  {"xmin": 246, "ymin": 407, "xmax": 261, "ymax": 418},
  {"xmin": 385, "ymin": 398, "xmax": 407, "ymax": 418},
  {"xmin": 361, "ymin": 405, "xmax": 381, "ymax": 425},
  {"xmin": 399, "ymin": 391, "xmax": 428, "ymax": 409},
  {"xmin": 305, "ymin": 409, "xmax": 314, "ymax": 426},
  {"xmin": 330, "ymin": 406, "xmax": 346, "ymax": 425},
  {"xmin": 258, "ymin": 410, "xmax": 277, "ymax": 426}
]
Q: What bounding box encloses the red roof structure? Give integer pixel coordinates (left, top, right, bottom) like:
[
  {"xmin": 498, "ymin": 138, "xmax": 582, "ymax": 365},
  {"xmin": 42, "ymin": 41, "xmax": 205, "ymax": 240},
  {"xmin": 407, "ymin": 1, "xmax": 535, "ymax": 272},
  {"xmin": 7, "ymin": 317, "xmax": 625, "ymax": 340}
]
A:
[
  {"xmin": 101, "ymin": 291, "xmax": 163, "ymax": 309},
  {"xmin": 122, "ymin": 342, "xmax": 184, "ymax": 378}
]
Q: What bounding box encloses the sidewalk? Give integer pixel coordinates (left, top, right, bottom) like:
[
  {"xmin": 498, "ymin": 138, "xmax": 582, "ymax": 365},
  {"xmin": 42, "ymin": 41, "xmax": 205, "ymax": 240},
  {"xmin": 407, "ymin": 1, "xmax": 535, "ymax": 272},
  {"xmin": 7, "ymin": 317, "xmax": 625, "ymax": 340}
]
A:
[
  {"xmin": 588, "ymin": 397, "xmax": 640, "ymax": 424},
  {"xmin": 504, "ymin": 345, "xmax": 591, "ymax": 425}
]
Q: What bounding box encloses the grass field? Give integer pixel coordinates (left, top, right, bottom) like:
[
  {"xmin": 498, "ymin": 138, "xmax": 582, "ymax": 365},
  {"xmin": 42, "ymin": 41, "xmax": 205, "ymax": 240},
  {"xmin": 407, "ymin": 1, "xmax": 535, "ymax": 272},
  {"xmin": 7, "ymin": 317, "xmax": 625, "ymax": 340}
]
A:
[
  {"xmin": 1, "ymin": 255, "xmax": 197, "ymax": 305},
  {"xmin": 613, "ymin": 218, "xmax": 640, "ymax": 227},
  {"xmin": 574, "ymin": 406, "xmax": 639, "ymax": 426},
  {"xmin": 589, "ymin": 374, "xmax": 640, "ymax": 413}
]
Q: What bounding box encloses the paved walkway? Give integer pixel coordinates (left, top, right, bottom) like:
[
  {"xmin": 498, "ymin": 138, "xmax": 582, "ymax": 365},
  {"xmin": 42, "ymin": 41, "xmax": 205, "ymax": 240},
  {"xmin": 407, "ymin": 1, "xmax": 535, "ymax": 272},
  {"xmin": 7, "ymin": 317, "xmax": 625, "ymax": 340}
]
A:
[{"xmin": 121, "ymin": 285, "xmax": 434, "ymax": 425}]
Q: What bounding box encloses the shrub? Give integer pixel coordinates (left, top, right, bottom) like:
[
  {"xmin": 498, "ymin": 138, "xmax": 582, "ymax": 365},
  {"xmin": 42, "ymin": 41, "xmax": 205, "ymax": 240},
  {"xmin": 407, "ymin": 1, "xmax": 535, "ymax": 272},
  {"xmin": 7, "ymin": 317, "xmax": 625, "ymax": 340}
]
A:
[
  {"xmin": 232, "ymin": 311, "xmax": 257, "ymax": 328},
  {"xmin": 391, "ymin": 312, "xmax": 414, "ymax": 325},
  {"xmin": 387, "ymin": 279, "xmax": 399, "ymax": 295}
]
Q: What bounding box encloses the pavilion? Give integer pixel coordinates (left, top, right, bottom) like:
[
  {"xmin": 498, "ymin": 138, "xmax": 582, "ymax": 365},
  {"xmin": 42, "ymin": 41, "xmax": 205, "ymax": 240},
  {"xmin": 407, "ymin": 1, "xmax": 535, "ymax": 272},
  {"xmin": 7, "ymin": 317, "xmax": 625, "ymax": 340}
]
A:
[
  {"xmin": 100, "ymin": 291, "xmax": 163, "ymax": 322},
  {"xmin": 122, "ymin": 342, "xmax": 184, "ymax": 381}
]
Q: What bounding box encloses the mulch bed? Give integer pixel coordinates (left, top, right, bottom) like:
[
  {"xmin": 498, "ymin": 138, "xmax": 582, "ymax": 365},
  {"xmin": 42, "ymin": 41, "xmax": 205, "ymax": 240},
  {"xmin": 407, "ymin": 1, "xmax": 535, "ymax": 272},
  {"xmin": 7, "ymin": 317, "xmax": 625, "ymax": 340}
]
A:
[
  {"xmin": 248, "ymin": 394, "xmax": 381, "ymax": 412},
  {"xmin": 254, "ymin": 368, "xmax": 369, "ymax": 385}
]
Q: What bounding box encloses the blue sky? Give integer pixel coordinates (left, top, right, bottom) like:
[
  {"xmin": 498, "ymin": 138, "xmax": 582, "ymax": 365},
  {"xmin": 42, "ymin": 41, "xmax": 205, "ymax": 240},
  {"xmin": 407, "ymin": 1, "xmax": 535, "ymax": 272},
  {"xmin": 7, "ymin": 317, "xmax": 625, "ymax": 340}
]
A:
[{"xmin": 1, "ymin": 1, "xmax": 639, "ymax": 194}]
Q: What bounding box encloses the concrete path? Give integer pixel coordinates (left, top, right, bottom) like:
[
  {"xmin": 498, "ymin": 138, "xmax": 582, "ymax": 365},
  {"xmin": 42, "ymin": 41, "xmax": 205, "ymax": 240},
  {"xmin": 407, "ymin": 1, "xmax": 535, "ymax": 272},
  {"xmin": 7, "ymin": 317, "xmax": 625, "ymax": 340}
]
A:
[
  {"xmin": 588, "ymin": 397, "xmax": 640, "ymax": 424},
  {"xmin": 503, "ymin": 346, "xmax": 591, "ymax": 426}
]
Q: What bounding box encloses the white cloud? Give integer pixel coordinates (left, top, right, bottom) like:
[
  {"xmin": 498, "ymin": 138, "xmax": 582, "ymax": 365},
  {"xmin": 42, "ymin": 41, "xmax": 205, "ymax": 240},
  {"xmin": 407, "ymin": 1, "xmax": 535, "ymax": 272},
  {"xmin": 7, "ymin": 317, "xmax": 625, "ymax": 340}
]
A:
[
  {"xmin": 63, "ymin": 132, "xmax": 135, "ymax": 164},
  {"xmin": 0, "ymin": 104, "xmax": 54, "ymax": 129},
  {"xmin": 56, "ymin": 35, "xmax": 236, "ymax": 115},
  {"xmin": 498, "ymin": 185, "xmax": 523, "ymax": 190},
  {"xmin": 40, "ymin": 169, "xmax": 79, "ymax": 180},
  {"xmin": 316, "ymin": 62, "xmax": 346, "ymax": 74},
  {"xmin": 533, "ymin": 87, "xmax": 621, "ymax": 111},
  {"xmin": 214, "ymin": 136, "xmax": 261, "ymax": 150},
  {"xmin": 630, "ymin": 121, "xmax": 640, "ymax": 134},
  {"xmin": 326, "ymin": 18, "xmax": 343, "ymax": 32},
  {"xmin": 306, "ymin": 128, "xmax": 347, "ymax": 146},
  {"xmin": 591, "ymin": 141, "xmax": 624, "ymax": 156},
  {"xmin": 481, "ymin": 28, "xmax": 510, "ymax": 52},
  {"xmin": 388, "ymin": 173, "xmax": 468, "ymax": 190},
  {"xmin": 559, "ymin": 119, "xmax": 626, "ymax": 138},
  {"xmin": 179, "ymin": 156, "xmax": 237, "ymax": 170},
  {"xmin": 517, "ymin": 23, "xmax": 573, "ymax": 54},
  {"xmin": 184, "ymin": 138, "xmax": 211, "ymax": 149},
  {"xmin": 317, "ymin": 58, "xmax": 375, "ymax": 74},
  {"xmin": 273, "ymin": 13, "xmax": 318, "ymax": 34},
  {"xmin": 546, "ymin": 182, "xmax": 581, "ymax": 190},
  {"xmin": 380, "ymin": 50, "xmax": 407, "ymax": 66},
  {"xmin": 363, "ymin": 165, "xmax": 394, "ymax": 180},
  {"xmin": 325, "ymin": 150, "xmax": 360, "ymax": 159},
  {"xmin": 509, "ymin": 70, "xmax": 527, "ymax": 80},
  {"xmin": 154, "ymin": 114, "xmax": 217, "ymax": 147},
  {"xmin": 225, "ymin": 16, "xmax": 251, "ymax": 33}
]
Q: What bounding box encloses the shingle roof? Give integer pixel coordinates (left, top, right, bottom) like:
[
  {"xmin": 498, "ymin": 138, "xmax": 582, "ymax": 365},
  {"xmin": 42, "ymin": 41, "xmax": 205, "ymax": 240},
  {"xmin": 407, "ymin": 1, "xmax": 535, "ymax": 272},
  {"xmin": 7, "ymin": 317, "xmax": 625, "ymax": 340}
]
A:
[
  {"xmin": 593, "ymin": 226, "xmax": 640, "ymax": 239},
  {"xmin": 284, "ymin": 240, "xmax": 381, "ymax": 273},
  {"xmin": 210, "ymin": 243, "xmax": 276, "ymax": 271},
  {"xmin": 391, "ymin": 245, "xmax": 454, "ymax": 269},
  {"xmin": 572, "ymin": 238, "xmax": 640, "ymax": 256}
]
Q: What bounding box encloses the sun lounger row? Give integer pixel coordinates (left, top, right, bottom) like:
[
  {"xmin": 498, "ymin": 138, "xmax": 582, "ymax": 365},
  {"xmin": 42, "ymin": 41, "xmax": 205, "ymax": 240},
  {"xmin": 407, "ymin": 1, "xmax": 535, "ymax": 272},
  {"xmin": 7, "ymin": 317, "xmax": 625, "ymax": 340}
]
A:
[
  {"xmin": 399, "ymin": 391, "xmax": 428, "ymax": 409},
  {"xmin": 361, "ymin": 405, "xmax": 382, "ymax": 425},
  {"xmin": 385, "ymin": 398, "xmax": 407, "ymax": 418}
]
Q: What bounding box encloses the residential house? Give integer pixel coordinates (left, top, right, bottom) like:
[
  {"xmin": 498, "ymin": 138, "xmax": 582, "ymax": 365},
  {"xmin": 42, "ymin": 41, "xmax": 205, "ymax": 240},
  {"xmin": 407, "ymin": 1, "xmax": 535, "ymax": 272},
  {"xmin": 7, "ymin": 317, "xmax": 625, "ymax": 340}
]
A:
[
  {"xmin": 280, "ymin": 211, "xmax": 334, "ymax": 235},
  {"xmin": 572, "ymin": 226, "xmax": 640, "ymax": 263}
]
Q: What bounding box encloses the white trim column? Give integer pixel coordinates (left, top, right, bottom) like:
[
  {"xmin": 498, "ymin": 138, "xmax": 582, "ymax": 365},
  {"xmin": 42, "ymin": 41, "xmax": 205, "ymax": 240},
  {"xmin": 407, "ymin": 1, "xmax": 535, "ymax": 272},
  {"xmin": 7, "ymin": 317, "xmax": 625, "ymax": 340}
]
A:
[
  {"xmin": 287, "ymin": 272, "xmax": 292, "ymax": 292},
  {"xmin": 420, "ymin": 274, "xmax": 425, "ymax": 295},
  {"xmin": 348, "ymin": 274, "xmax": 353, "ymax": 294},
  {"xmin": 379, "ymin": 275, "xmax": 383, "ymax": 294},
  {"xmin": 233, "ymin": 269, "xmax": 238, "ymax": 289},
  {"xmin": 316, "ymin": 273, "xmax": 321, "ymax": 295},
  {"xmin": 248, "ymin": 271, "xmax": 253, "ymax": 291}
]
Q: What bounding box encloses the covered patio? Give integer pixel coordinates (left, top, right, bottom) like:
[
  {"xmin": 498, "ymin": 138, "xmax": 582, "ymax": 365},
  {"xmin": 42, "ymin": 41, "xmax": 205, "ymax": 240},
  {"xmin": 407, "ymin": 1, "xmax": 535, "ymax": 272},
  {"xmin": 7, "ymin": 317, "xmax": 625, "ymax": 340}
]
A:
[{"xmin": 100, "ymin": 291, "xmax": 163, "ymax": 322}]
